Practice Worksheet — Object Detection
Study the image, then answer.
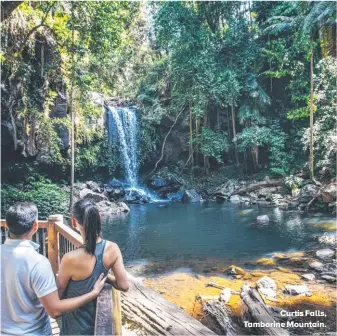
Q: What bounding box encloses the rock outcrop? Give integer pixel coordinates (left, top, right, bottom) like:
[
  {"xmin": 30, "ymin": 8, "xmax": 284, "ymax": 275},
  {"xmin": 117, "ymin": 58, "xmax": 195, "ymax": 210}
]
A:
[
  {"xmin": 182, "ymin": 189, "xmax": 202, "ymax": 203},
  {"xmin": 73, "ymin": 181, "xmax": 129, "ymax": 215}
]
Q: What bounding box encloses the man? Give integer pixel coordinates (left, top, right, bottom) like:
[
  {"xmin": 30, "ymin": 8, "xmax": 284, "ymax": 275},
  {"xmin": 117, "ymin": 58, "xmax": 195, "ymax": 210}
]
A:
[{"xmin": 1, "ymin": 202, "xmax": 106, "ymax": 335}]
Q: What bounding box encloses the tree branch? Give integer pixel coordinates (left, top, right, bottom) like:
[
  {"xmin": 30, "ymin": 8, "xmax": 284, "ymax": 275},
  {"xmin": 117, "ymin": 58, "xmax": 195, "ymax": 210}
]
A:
[{"xmin": 147, "ymin": 109, "xmax": 184, "ymax": 178}]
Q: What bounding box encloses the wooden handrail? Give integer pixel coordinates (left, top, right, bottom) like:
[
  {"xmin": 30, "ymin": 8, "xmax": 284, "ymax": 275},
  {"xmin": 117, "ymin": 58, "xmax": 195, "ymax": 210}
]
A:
[
  {"xmin": 55, "ymin": 221, "xmax": 82, "ymax": 247},
  {"xmin": 1, "ymin": 215, "xmax": 122, "ymax": 335}
]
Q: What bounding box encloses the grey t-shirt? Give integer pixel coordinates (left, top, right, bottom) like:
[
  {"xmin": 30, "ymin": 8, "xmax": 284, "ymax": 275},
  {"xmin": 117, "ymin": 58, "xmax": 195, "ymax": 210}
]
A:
[{"xmin": 1, "ymin": 238, "xmax": 57, "ymax": 335}]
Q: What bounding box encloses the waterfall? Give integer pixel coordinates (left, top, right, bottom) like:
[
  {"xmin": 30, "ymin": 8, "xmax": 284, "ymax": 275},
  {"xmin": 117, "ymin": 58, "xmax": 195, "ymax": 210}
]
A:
[{"xmin": 107, "ymin": 106, "xmax": 138, "ymax": 188}]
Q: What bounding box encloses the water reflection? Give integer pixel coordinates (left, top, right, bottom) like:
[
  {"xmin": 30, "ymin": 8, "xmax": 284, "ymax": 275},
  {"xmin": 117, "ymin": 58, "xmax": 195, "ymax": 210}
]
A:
[{"xmin": 102, "ymin": 202, "xmax": 334, "ymax": 266}]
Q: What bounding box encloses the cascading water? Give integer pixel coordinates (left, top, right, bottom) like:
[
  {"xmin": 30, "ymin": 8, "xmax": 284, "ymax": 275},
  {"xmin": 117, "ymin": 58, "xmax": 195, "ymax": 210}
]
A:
[
  {"xmin": 106, "ymin": 106, "xmax": 159, "ymax": 202},
  {"xmin": 107, "ymin": 106, "xmax": 138, "ymax": 188}
]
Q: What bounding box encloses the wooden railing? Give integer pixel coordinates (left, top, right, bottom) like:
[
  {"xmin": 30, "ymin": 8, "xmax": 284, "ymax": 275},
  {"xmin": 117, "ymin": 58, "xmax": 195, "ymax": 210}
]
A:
[{"xmin": 1, "ymin": 215, "xmax": 122, "ymax": 336}]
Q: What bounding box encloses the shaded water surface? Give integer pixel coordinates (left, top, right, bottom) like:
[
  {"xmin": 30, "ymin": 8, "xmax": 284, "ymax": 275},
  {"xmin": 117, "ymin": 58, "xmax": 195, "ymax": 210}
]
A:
[{"xmin": 102, "ymin": 202, "xmax": 334, "ymax": 269}]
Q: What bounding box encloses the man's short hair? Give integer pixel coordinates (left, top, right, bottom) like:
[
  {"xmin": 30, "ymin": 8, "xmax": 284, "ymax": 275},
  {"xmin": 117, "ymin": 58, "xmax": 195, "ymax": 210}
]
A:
[{"xmin": 6, "ymin": 202, "xmax": 38, "ymax": 236}]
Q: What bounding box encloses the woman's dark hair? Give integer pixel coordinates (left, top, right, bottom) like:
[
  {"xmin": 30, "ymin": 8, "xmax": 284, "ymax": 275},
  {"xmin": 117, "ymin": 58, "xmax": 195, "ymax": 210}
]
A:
[{"xmin": 72, "ymin": 199, "xmax": 101, "ymax": 255}]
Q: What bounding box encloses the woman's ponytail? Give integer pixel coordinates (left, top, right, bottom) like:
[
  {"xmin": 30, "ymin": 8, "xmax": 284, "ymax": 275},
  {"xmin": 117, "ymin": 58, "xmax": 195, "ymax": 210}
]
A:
[{"xmin": 73, "ymin": 199, "xmax": 102, "ymax": 255}]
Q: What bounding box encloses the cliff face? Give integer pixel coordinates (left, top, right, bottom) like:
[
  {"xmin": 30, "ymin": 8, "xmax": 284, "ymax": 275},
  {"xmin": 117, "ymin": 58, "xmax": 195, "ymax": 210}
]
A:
[{"xmin": 1, "ymin": 24, "xmax": 69, "ymax": 165}]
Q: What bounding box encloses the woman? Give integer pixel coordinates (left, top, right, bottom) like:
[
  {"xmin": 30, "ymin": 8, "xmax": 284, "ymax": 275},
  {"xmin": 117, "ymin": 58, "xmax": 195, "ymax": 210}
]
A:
[{"xmin": 57, "ymin": 199, "xmax": 129, "ymax": 336}]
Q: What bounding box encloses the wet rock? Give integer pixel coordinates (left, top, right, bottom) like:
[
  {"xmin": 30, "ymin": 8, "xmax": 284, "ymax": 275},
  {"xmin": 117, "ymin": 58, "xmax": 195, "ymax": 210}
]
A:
[
  {"xmin": 299, "ymin": 183, "xmax": 320, "ymax": 204},
  {"xmin": 74, "ymin": 182, "xmax": 87, "ymax": 191},
  {"xmin": 125, "ymin": 189, "xmax": 151, "ymax": 204},
  {"xmin": 320, "ymin": 275, "xmax": 336, "ymax": 283},
  {"xmin": 148, "ymin": 175, "xmax": 182, "ymax": 198},
  {"xmin": 182, "ymin": 189, "xmax": 202, "ymax": 203},
  {"xmin": 86, "ymin": 181, "xmax": 101, "ymax": 193},
  {"xmin": 80, "ymin": 189, "xmax": 108, "ymax": 203},
  {"xmin": 285, "ymin": 284, "xmax": 310, "ymax": 296},
  {"xmin": 118, "ymin": 202, "xmax": 130, "ymax": 212},
  {"xmin": 149, "ymin": 176, "xmax": 167, "ymax": 189},
  {"xmin": 106, "ymin": 178, "xmax": 124, "ymax": 188},
  {"xmin": 96, "ymin": 200, "xmax": 129, "ymax": 215},
  {"xmin": 257, "ymin": 215, "xmax": 269, "ymax": 224},
  {"xmin": 322, "ymin": 183, "xmax": 337, "ymax": 203},
  {"xmin": 257, "ymin": 187, "xmax": 278, "ymax": 198},
  {"xmin": 214, "ymin": 180, "xmax": 239, "ymax": 200},
  {"xmin": 229, "ymin": 195, "xmax": 240, "ymax": 203},
  {"xmin": 301, "ymin": 274, "xmax": 315, "ymax": 281},
  {"xmin": 309, "ymin": 261, "xmax": 324, "ymax": 272},
  {"xmin": 225, "ymin": 265, "xmax": 246, "ymax": 276},
  {"xmin": 257, "ymin": 276, "xmax": 277, "ymax": 299},
  {"xmin": 167, "ymin": 191, "xmax": 184, "ymax": 202},
  {"xmin": 157, "ymin": 204, "xmax": 168, "ymax": 208},
  {"xmin": 104, "ymin": 186, "xmax": 126, "ymax": 201},
  {"xmin": 316, "ymin": 248, "xmax": 335, "ymax": 260}
]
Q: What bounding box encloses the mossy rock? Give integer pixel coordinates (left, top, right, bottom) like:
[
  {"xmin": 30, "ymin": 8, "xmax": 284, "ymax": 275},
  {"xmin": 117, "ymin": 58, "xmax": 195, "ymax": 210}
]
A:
[
  {"xmin": 257, "ymin": 258, "xmax": 276, "ymax": 266},
  {"xmin": 225, "ymin": 265, "xmax": 246, "ymax": 276}
]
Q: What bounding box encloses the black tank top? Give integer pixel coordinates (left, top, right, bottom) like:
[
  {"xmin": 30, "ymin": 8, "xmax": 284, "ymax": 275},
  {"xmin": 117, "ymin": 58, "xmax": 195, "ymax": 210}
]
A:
[{"xmin": 61, "ymin": 240, "xmax": 109, "ymax": 336}]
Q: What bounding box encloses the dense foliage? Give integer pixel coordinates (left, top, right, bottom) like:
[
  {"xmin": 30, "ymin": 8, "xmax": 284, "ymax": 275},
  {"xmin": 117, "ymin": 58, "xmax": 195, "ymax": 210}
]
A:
[
  {"xmin": 1, "ymin": 179, "xmax": 69, "ymax": 219},
  {"xmin": 1, "ymin": 1, "xmax": 336, "ymax": 189}
]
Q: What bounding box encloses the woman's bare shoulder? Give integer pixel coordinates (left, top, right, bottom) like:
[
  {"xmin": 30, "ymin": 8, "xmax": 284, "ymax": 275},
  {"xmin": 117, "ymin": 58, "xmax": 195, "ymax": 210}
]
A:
[
  {"xmin": 104, "ymin": 240, "xmax": 121, "ymax": 254},
  {"xmin": 62, "ymin": 247, "xmax": 86, "ymax": 265}
]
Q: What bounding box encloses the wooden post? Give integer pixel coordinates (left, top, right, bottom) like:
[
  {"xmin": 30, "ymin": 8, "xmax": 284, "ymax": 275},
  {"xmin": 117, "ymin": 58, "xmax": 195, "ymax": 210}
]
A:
[
  {"xmin": 112, "ymin": 288, "xmax": 122, "ymax": 336},
  {"xmin": 48, "ymin": 214, "xmax": 63, "ymax": 275}
]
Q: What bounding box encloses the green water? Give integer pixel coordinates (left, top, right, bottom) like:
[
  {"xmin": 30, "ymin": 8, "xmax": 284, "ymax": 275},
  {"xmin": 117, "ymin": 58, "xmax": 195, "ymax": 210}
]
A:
[{"xmin": 102, "ymin": 202, "xmax": 335, "ymax": 271}]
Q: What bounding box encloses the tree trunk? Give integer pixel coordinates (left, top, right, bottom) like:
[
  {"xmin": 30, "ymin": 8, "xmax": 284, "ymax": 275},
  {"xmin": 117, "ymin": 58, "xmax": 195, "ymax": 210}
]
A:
[
  {"xmin": 241, "ymin": 285, "xmax": 289, "ymax": 336},
  {"xmin": 231, "ymin": 102, "xmax": 238, "ymax": 164},
  {"xmin": 121, "ymin": 277, "xmax": 216, "ymax": 336},
  {"xmin": 69, "ymin": 7, "xmax": 76, "ymax": 214},
  {"xmin": 203, "ymin": 111, "xmax": 209, "ymax": 173},
  {"xmin": 309, "ymin": 49, "xmax": 314, "ymax": 179},
  {"xmin": 195, "ymin": 117, "xmax": 199, "ymax": 165},
  {"xmin": 189, "ymin": 100, "xmax": 194, "ymax": 169}
]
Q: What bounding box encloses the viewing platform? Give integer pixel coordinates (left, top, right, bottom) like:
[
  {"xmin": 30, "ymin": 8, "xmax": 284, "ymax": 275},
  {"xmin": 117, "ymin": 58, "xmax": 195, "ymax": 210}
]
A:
[{"xmin": 1, "ymin": 216, "xmax": 216, "ymax": 336}]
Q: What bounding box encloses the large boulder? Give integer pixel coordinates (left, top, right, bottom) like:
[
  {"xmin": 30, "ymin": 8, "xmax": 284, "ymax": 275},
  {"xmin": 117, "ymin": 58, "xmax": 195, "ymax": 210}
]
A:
[
  {"xmin": 182, "ymin": 189, "xmax": 202, "ymax": 203},
  {"xmin": 86, "ymin": 181, "xmax": 102, "ymax": 193},
  {"xmin": 104, "ymin": 186, "xmax": 126, "ymax": 201},
  {"xmin": 167, "ymin": 191, "xmax": 184, "ymax": 202},
  {"xmin": 229, "ymin": 195, "xmax": 240, "ymax": 203},
  {"xmin": 299, "ymin": 183, "xmax": 320, "ymax": 204},
  {"xmin": 257, "ymin": 215, "xmax": 269, "ymax": 224},
  {"xmin": 125, "ymin": 189, "xmax": 151, "ymax": 204},
  {"xmin": 79, "ymin": 189, "xmax": 108, "ymax": 203},
  {"xmin": 148, "ymin": 175, "xmax": 182, "ymax": 198},
  {"xmin": 257, "ymin": 187, "xmax": 279, "ymax": 198},
  {"xmin": 316, "ymin": 248, "xmax": 335, "ymax": 260},
  {"xmin": 322, "ymin": 184, "xmax": 337, "ymax": 203},
  {"xmin": 74, "ymin": 182, "xmax": 87, "ymax": 190},
  {"xmin": 309, "ymin": 261, "xmax": 324, "ymax": 272},
  {"xmin": 96, "ymin": 200, "xmax": 129, "ymax": 216},
  {"xmin": 149, "ymin": 176, "xmax": 168, "ymax": 189},
  {"xmin": 214, "ymin": 180, "xmax": 239, "ymax": 200},
  {"xmin": 106, "ymin": 178, "xmax": 124, "ymax": 188}
]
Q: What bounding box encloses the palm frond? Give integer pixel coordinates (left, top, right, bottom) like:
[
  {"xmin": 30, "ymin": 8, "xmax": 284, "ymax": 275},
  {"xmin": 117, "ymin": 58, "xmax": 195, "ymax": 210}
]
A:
[{"xmin": 302, "ymin": 1, "xmax": 332, "ymax": 35}]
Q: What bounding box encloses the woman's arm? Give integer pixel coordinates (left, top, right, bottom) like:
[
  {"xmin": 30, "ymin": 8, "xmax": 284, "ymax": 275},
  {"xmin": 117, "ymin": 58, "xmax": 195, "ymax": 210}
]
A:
[
  {"xmin": 41, "ymin": 274, "xmax": 106, "ymax": 319},
  {"xmin": 105, "ymin": 243, "xmax": 129, "ymax": 292},
  {"xmin": 56, "ymin": 253, "xmax": 72, "ymax": 298}
]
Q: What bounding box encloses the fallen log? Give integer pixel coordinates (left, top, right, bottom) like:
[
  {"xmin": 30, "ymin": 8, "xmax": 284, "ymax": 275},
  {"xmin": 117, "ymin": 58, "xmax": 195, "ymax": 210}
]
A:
[
  {"xmin": 121, "ymin": 276, "xmax": 216, "ymax": 335},
  {"xmin": 232, "ymin": 179, "xmax": 283, "ymax": 195},
  {"xmin": 199, "ymin": 295, "xmax": 236, "ymax": 336},
  {"xmin": 241, "ymin": 284, "xmax": 289, "ymax": 336}
]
